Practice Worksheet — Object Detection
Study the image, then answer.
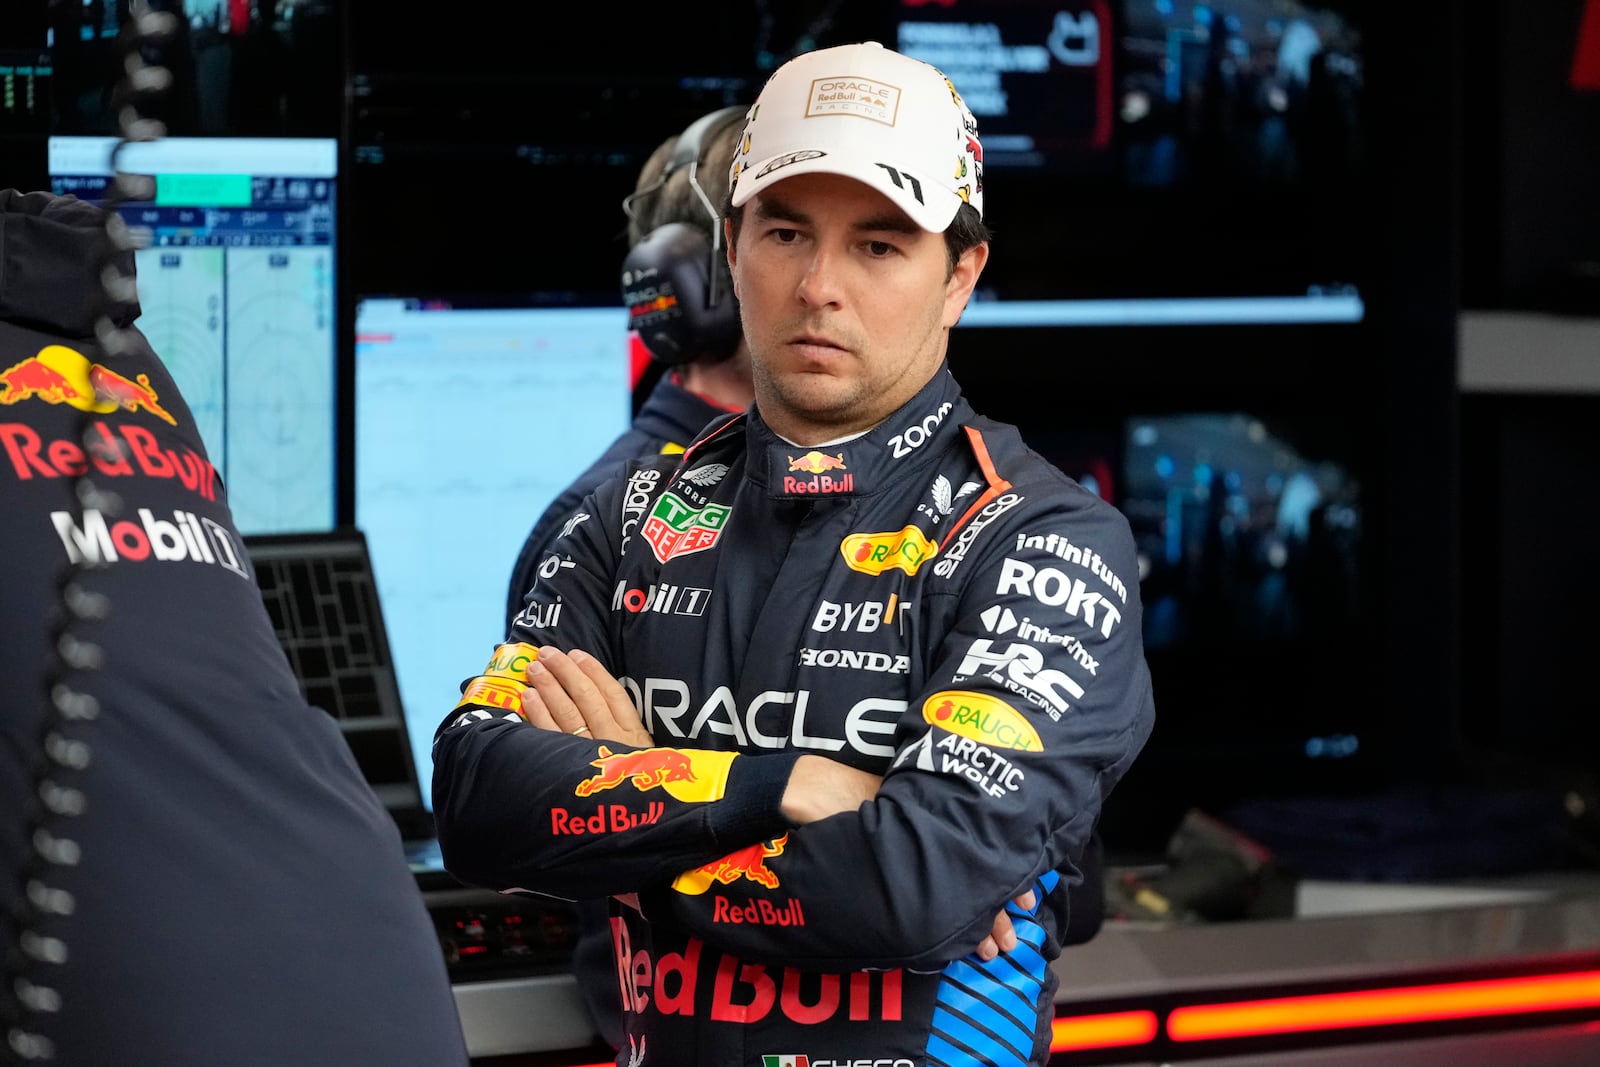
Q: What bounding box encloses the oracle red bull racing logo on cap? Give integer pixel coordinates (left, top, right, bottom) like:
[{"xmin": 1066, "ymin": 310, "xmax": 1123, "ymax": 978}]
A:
[
  {"xmin": 922, "ymin": 690, "xmax": 1043, "ymax": 751},
  {"xmin": 672, "ymin": 834, "xmax": 790, "ymax": 894},
  {"xmin": 0, "ymin": 345, "xmax": 177, "ymax": 425},
  {"xmin": 576, "ymin": 745, "xmax": 737, "ymax": 802},
  {"xmin": 840, "ymin": 526, "xmax": 937, "ymax": 576}
]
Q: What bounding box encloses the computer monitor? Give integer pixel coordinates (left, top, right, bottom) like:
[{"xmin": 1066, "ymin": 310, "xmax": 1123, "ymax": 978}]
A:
[
  {"xmin": 896, "ymin": 0, "xmax": 1373, "ymax": 310},
  {"xmin": 48, "ymin": 135, "xmax": 340, "ymax": 534},
  {"xmin": 353, "ymin": 294, "xmax": 633, "ymax": 809}
]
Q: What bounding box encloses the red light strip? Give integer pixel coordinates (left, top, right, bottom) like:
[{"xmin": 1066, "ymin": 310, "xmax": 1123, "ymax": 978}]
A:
[
  {"xmin": 1051, "ymin": 1009, "xmax": 1160, "ymax": 1051},
  {"xmin": 566, "ymin": 970, "xmax": 1600, "ymax": 1062},
  {"xmin": 1167, "ymin": 970, "xmax": 1600, "ymax": 1041}
]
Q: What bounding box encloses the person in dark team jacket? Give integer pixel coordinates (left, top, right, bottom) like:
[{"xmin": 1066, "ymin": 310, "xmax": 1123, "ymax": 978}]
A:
[
  {"xmin": 436, "ymin": 42, "xmax": 1156, "ymax": 1067},
  {"xmin": 506, "ymin": 103, "xmax": 756, "ymax": 1054},
  {"xmin": 0, "ymin": 189, "xmax": 469, "ymax": 1066},
  {"xmin": 505, "ymin": 104, "xmax": 755, "ymax": 631}
]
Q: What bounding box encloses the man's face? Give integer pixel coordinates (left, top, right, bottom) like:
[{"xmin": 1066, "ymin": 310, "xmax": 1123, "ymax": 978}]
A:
[{"xmin": 727, "ymin": 172, "xmax": 986, "ymax": 445}]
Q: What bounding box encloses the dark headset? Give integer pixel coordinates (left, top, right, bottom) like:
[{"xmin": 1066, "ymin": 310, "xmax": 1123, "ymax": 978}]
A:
[{"xmin": 620, "ymin": 105, "xmax": 747, "ymax": 367}]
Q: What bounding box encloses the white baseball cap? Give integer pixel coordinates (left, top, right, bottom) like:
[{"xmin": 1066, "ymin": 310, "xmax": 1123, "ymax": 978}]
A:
[{"xmin": 728, "ymin": 41, "xmax": 984, "ymax": 234}]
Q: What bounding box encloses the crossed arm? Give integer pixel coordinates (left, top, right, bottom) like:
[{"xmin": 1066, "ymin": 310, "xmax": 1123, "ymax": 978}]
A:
[{"xmin": 516, "ymin": 645, "xmax": 1036, "ymax": 961}]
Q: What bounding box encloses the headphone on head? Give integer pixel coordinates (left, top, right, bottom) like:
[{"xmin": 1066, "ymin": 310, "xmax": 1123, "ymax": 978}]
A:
[{"xmin": 620, "ymin": 105, "xmax": 747, "ymax": 367}]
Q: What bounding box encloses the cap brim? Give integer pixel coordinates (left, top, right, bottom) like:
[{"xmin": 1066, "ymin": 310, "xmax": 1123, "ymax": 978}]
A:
[{"xmin": 732, "ymin": 149, "xmax": 961, "ymax": 234}]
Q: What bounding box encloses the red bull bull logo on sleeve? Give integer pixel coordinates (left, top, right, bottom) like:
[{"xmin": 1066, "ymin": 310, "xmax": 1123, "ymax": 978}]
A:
[
  {"xmin": 576, "ymin": 745, "xmax": 736, "ymax": 802},
  {"xmin": 671, "ymin": 834, "xmax": 790, "ymax": 895}
]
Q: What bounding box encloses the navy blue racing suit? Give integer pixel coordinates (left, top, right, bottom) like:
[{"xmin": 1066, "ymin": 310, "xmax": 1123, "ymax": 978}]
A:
[{"xmin": 434, "ymin": 365, "xmax": 1155, "ymax": 1067}]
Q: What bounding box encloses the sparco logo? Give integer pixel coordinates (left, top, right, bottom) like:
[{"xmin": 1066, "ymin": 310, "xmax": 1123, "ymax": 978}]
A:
[
  {"xmin": 51, "ymin": 507, "xmax": 248, "ymax": 578},
  {"xmin": 932, "ymin": 492, "xmax": 1021, "ymax": 578},
  {"xmin": 618, "ymin": 467, "xmax": 661, "ymax": 554}
]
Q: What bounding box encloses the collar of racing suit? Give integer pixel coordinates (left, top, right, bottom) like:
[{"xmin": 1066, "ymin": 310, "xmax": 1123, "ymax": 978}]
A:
[{"xmin": 678, "ymin": 362, "xmax": 972, "ymax": 502}]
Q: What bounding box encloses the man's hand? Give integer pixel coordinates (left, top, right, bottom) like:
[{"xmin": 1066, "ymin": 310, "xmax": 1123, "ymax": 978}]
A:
[
  {"xmin": 781, "ymin": 755, "xmax": 1036, "ymax": 960},
  {"xmin": 520, "ymin": 646, "xmax": 654, "ymax": 748},
  {"xmin": 975, "ymin": 888, "xmax": 1038, "ymax": 961},
  {"xmin": 780, "ymin": 754, "xmax": 883, "ymax": 825}
]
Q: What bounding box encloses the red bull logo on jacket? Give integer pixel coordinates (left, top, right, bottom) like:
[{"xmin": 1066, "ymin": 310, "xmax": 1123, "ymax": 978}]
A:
[
  {"xmin": 612, "ymin": 926, "xmax": 904, "ymax": 1025},
  {"xmin": 672, "ymin": 834, "xmax": 789, "ymax": 894},
  {"xmin": 781, "ymin": 450, "xmax": 854, "ymax": 496},
  {"xmin": 788, "ymin": 450, "xmax": 847, "ymax": 475},
  {"xmin": 576, "ymin": 745, "xmax": 736, "ymax": 802},
  {"xmin": 3, "ymin": 420, "xmax": 217, "ymax": 501},
  {"xmin": 0, "ymin": 345, "xmax": 176, "ymax": 424}
]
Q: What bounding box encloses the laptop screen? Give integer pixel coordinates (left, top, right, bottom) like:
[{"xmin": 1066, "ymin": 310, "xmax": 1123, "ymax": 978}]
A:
[
  {"xmin": 244, "ymin": 528, "xmax": 432, "ymax": 843},
  {"xmin": 354, "ymin": 294, "xmax": 633, "ymax": 810},
  {"xmin": 48, "ymin": 135, "xmax": 340, "ymax": 535}
]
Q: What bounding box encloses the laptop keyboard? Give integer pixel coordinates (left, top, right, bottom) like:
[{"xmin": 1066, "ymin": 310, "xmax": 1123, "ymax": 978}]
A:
[{"xmin": 253, "ymin": 547, "xmax": 390, "ymax": 721}]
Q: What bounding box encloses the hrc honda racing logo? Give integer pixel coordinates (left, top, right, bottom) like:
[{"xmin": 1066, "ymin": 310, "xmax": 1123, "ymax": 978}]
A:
[{"xmin": 51, "ymin": 507, "xmax": 248, "ymax": 578}]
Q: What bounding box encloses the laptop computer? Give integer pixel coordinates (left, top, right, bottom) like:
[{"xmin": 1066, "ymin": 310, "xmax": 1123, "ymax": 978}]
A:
[{"xmin": 244, "ymin": 528, "xmax": 452, "ymax": 884}]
